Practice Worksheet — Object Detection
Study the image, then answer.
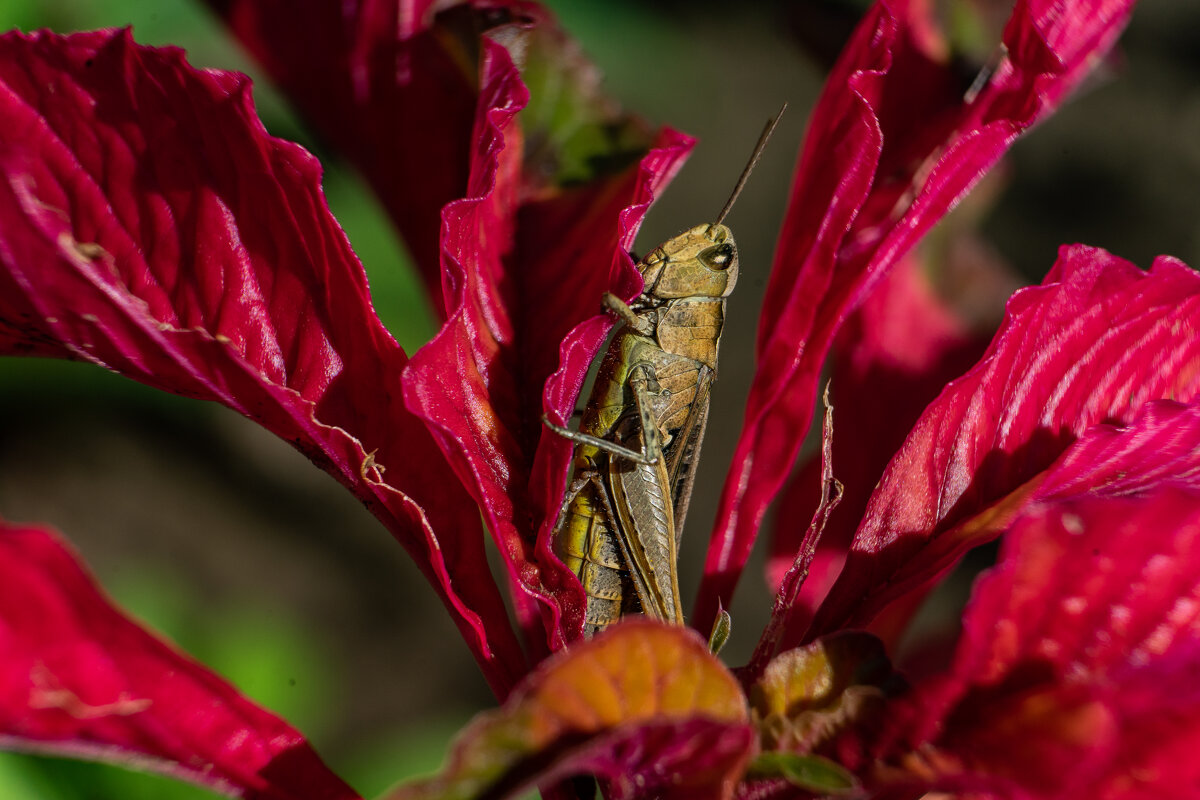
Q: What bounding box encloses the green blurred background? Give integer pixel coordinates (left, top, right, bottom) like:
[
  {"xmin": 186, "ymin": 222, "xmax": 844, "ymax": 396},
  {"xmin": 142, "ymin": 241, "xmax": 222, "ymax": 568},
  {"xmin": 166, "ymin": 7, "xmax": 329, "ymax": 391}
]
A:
[{"xmin": 0, "ymin": 1, "xmax": 1197, "ymax": 797}]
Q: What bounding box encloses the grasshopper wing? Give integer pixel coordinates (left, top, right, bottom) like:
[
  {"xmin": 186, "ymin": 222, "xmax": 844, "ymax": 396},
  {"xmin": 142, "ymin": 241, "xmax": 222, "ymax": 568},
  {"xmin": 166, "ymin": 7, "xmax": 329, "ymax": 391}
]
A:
[{"xmin": 608, "ymin": 431, "xmax": 684, "ymax": 623}]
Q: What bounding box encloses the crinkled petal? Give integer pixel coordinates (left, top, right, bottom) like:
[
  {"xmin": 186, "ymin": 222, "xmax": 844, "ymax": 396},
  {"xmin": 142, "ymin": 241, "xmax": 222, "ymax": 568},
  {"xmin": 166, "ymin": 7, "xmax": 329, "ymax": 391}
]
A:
[
  {"xmin": 697, "ymin": 0, "xmax": 1138, "ymax": 633},
  {"xmin": 391, "ymin": 620, "xmax": 754, "ymax": 800},
  {"xmin": 0, "ymin": 29, "xmax": 526, "ymax": 695},
  {"xmin": 807, "ymin": 246, "xmax": 1200, "ymax": 639},
  {"xmin": 202, "ymin": 0, "xmax": 545, "ymax": 313},
  {"xmin": 873, "ymin": 487, "xmax": 1200, "ymax": 799},
  {"xmin": 0, "ymin": 521, "xmax": 359, "ymax": 800},
  {"xmin": 402, "ymin": 34, "xmax": 556, "ymax": 657}
]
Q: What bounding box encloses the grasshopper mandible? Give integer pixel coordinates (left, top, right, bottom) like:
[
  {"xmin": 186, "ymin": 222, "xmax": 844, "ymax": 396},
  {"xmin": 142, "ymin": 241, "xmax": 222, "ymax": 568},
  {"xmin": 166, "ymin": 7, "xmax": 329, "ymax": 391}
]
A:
[{"xmin": 547, "ymin": 110, "xmax": 784, "ymax": 637}]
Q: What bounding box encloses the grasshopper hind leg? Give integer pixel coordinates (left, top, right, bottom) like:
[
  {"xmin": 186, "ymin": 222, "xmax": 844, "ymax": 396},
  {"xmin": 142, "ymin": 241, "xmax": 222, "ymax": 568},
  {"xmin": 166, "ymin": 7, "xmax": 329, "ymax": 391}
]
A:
[{"xmin": 542, "ymin": 415, "xmax": 658, "ymax": 465}]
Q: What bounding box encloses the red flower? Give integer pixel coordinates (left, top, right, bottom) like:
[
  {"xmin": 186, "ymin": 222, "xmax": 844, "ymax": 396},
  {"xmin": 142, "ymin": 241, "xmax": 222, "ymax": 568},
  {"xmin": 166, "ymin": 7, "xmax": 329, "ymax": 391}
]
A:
[{"xmin": 4, "ymin": 1, "xmax": 1195, "ymax": 798}]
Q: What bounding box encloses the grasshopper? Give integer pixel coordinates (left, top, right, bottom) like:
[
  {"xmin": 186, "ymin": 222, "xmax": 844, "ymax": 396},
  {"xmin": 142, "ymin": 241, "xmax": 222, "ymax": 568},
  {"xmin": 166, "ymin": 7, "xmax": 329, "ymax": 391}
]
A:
[{"xmin": 547, "ymin": 110, "xmax": 783, "ymax": 637}]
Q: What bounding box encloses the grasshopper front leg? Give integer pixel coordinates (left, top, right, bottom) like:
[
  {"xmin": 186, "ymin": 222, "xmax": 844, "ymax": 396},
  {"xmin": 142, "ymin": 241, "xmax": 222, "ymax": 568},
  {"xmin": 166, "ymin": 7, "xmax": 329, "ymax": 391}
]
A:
[{"xmin": 602, "ymin": 292, "xmax": 654, "ymax": 336}]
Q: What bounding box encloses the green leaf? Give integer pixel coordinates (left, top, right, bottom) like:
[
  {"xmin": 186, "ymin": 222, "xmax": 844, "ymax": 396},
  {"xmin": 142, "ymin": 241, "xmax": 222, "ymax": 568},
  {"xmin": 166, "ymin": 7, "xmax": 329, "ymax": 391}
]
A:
[
  {"xmin": 708, "ymin": 609, "xmax": 733, "ymax": 655},
  {"xmin": 518, "ymin": 18, "xmax": 655, "ymax": 188},
  {"xmin": 749, "ymin": 631, "xmax": 904, "ymax": 753},
  {"xmin": 747, "ymin": 751, "xmax": 859, "ymax": 794}
]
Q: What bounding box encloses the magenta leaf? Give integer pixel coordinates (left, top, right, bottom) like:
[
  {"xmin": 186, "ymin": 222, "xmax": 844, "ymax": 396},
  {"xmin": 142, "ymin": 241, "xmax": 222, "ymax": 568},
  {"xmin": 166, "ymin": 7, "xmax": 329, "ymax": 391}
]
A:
[
  {"xmin": 400, "ymin": 31, "xmax": 561, "ymax": 656},
  {"xmin": 0, "ymin": 520, "xmax": 359, "ymax": 800},
  {"xmin": 391, "ymin": 620, "xmax": 755, "ymax": 800},
  {"xmin": 765, "ymin": 253, "xmax": 988, "ymax": 635},
  {"xmin": 697, "ymin": 0, "xmax": 1138, "ymax": 633},
  {"xmin": 876, "ymin": 487, "xmax": 1200, "ymax": 798},
  {"xmin": 201, "ymin": 0, "xmax": 532, "ymax": 312},
  {"xmin": 0, "ymin": 28, "xmax": 527, "ymax": 695},
  {"xmin": 1035, "ymin": 400, "xmax": 1200, "ymax": 502},
  {"xmin": 805, "ymin": 247, "xmax": 1200, "ymax": 641}
]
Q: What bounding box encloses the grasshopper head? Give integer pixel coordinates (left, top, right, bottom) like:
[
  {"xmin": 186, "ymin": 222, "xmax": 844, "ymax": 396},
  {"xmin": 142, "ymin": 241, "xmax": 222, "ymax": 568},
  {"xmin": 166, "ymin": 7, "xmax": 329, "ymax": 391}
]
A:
[{"xmin": 638, "ymin": 223, "xmax": 738, "ymax": 300}]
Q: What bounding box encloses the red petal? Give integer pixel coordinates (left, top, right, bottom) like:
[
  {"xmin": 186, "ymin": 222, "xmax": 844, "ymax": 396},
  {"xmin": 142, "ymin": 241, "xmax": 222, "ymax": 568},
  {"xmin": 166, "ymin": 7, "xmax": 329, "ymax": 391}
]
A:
[
  {"xmin": 401, "ymin": 35, "xmax": 552, "ymax": 654},
  {"xmin": 392, "ymin": 620, "xmax": 754, "ymax": 800},
  {"xmin": 765, "ymin": 253, "xmax": 988, "ymax": 627},
  {"xmin": 0, "ymin": 521, "xmax": 359, "ymax": 800},
  {"xmin": 1037, "ymin": 401, "xmax": 1200, "ymax": 502},
  {"xmin": 0, "ymin": 29, "xmax": 526, "ymax": 695},
  {"xmin": 809, "ymin": 247, "xmax": 1200, "ymax": 640},
  {"xmin": 202, "ymin": 0, "xmax": 542, "ymax": 313},
  {"xmin": 879, "ymin": 488, "xmax": 1200, "ymax": 798},
  {"xmin": 697, "ymin": 0, "xmax": 1138, "ymax": 633}
]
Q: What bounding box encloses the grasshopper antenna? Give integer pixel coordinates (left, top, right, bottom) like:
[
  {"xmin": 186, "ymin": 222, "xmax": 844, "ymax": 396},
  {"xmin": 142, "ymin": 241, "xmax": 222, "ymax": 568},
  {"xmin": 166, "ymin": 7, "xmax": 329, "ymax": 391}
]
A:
[
  {"xmin": 963, "ymin": 44, "xmax": 1007, "ymax": 105},
  {"xmin": 714, "ymin": 103, "xmax": 787, "ymax": 226}
]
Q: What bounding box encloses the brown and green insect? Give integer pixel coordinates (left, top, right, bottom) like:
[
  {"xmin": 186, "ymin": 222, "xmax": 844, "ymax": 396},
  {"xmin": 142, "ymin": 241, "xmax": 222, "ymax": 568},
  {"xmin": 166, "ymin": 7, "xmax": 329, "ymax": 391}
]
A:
[{"xmin": 547, "ymin": 111, "xmax": 783, "ymax": 638}]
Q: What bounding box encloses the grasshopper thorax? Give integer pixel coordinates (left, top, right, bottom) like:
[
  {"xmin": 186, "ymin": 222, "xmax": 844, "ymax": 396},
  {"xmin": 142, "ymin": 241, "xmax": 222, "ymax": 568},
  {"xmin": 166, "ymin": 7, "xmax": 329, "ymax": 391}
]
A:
[{"xmin": 638, "ymin": 223, "xmax": 737, "ymax": 301}]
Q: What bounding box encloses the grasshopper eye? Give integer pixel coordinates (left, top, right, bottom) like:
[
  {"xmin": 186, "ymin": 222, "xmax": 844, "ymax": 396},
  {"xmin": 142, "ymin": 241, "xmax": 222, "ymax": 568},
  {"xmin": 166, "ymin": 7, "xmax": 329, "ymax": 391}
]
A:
[{"xmin": 701, "ymin": 243, "xmax": 735, "ymax": 270}]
